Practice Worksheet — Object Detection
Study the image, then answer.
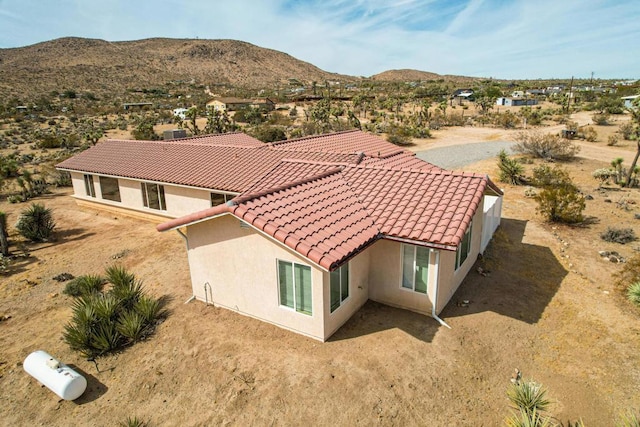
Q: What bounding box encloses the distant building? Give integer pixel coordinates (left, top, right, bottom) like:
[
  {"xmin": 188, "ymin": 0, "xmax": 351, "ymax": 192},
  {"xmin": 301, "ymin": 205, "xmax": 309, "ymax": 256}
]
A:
[
  {"xmin": 496, "ymin": 98, "xmax": 538, "ymax": 107},
  {"xmin": 173, "ymin": 108, "xmax": 189, "ymax": 120},
  {"xmin": 622, "ymin": 95, "xmax": 640, "ymax": 109},
  {"xmin": 123, "ymin": 102, "xmax": 153, "ymax": 111},
  {"xmin": 206, "ymin": 97, "xmax": 253, "ymax": 112}
]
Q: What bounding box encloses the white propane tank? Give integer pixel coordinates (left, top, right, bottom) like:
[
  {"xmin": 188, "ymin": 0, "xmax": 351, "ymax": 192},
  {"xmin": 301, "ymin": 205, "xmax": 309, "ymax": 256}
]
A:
[{"xmin": 23, "ymin": 350, "xmax": 87, "ymax": 400}]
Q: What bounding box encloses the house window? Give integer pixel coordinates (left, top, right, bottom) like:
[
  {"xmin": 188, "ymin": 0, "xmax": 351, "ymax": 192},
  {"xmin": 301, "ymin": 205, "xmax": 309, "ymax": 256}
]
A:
[
  {"xmin": 83, "ymin": 174, "xmax": 95, "ymax": 197},
  {"xmin": 455, "ymin": 222, "xmax": 473, "ymax": 270},
  {"xmin": 99, "ymin": 176, "xmax": 121, "ymax": 202},
  {"xmin": 401, "ymin": 244, "xmax": 429, "ymax": 294},
  {"xmin": 278, "ymin": 260, "xmax": 312, "ymax": 315},
  {"xmin": 211, "ymin": 192, "xmax": 231, "ymax": 207},
  {"xmin": 330, "ymin": 263, "xmax": 349, "ymax": 313},
  {"xmin": 141, "ymin": 182, "xmax": 166, "ymax": 210}
]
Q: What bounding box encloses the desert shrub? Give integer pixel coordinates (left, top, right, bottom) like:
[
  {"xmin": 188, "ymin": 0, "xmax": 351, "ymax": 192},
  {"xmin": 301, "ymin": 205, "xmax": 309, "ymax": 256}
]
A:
[
  {"xmin": 249, "ymin": 125, "xmax": 286, "ymax": 143},
  {"xmin": 497, "ymin": 149, "xmax": 525, "ymax": 185},
  {"xmin": 52, "ymin": 170, "xmax": 72, "ymax": 187},
  {"xmin": 513, "ymin": 131, "xmax": 580, "ymax": 161},
  {"xmin": 386, "ymin": 124, "xmax": 413, "ymax": 146},
  {"xmin": 494, "ymin": 111, "xmax": 519, "ymax": 129},
  {"xmin": 601, "ymin": 227, "xmax": 636, "ymax": 244},
  {"xmin": 583, "ymin": 126, "xmax": 598, "ymax": 142},
  {"xmin": 619, "ymin": 122, "xmax": 635, "ymax": 140},
  {"xmin": 592, "ymin": 112, "xmax": 611, "ymax": 125},
  {"xmin": 15, "ymin": 203, "xmax": 55, "ymax": 242},
  {"xmin": 63, "ymin": 266, "xmax": 166, "ymax": 358},
  {"xmin": 533, "ymin": 167, "xmax": 585, "ymax": 223},
  {"xmin": 592, "ymin": 168, "xmax": 616, "ymax": 186},
  {"xmin": 608, "ymin": 135, "xmax": 620, "ymax": 146},
  {"xmin": 627, "ymin": 282, "xmax": 640, "ymax": 306},
  {"xmin": 63, "ymin": 274, "xmax": 106, "ymax": 297},
  {"xmin": 504, "ymin": 376, "xmax": 553, "ymax": 427}
]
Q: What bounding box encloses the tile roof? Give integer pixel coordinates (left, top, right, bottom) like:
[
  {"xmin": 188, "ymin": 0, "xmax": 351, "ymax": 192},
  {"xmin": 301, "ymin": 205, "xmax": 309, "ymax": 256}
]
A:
[
  {"xmin": 159, "ymin": 159, "xmax": 501, "ymax": 270},
  {"xmin": 270, "ymin": 130, "xmax": 405, "ymax": 158},
  {"xmin": 57, "ymin": 138, "xmax": 358, "ymax": 192}
]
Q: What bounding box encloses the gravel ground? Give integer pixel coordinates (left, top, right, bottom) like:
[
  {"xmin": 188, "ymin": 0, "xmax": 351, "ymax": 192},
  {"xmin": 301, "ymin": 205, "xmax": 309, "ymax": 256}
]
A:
[{"xmin": 416, "ymin": 140, "xmax": 515, "ymax": 170}]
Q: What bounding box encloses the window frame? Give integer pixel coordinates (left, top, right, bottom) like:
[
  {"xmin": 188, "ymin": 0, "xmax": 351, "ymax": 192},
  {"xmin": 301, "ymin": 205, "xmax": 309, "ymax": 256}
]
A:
[
  {"xmin": 99, "ymin": 176, "xmax": 121, "ymax": 202},
  {"xmin": 83, "ymin": 174, "xmax": 95, "ymax": 198},
  {"xmin": 400, "ymin": 244, "xmax": 430, "ymax": 294},
  {"xmin": 277, "ymin": 259, "xmax": 313, "ymax": 316},
  {"xmin": 210, "ymin": 192, "xmax": 232, "ymax": 207},
  {"xmin": 330, "ymin": 262, "xmax": 350, "ymax": 313},
  {"xmin": 141, "ymin": 182, "xmax": 166, "ymax": 211},
  {"xmin": 455, "ymin": 222, "xmax": 473, "ymax": 271}
]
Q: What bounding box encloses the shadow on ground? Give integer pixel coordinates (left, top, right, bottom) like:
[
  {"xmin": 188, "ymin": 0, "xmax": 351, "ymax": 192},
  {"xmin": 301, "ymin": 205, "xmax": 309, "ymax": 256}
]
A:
[
  {"xmin": 330, "ymin": 301, "xmax": 440, "ymax": 343},
  {"xmin": 442, "ymin": 218, "xmax": 567, "ymax": 324},
  {"xmin": 67, "ymin": 364, "xmax": 108, "ymax": 404}
]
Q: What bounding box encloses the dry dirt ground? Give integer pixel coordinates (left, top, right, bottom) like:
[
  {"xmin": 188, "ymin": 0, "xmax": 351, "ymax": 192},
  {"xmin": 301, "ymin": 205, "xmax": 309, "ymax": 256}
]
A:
[{"xmin": 1, "ymin": 116, "xmax": 640, "ymax": 426}]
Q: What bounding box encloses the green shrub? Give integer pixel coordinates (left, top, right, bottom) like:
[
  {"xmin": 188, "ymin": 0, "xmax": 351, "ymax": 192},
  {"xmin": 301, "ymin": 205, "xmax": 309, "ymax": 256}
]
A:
[
  {"xmin": 627, "ymin": 282, "xmax": 640, "ymax": 306},
  {"xmin": 584, "ymin": 126, "xmax": 598, "ymax": 142},
  {"xmin": 63, "ymin": 266, "xmax": 166, "ymax": 358},
  {"xmin": 601, "ymin": 227, "xmax": 636, "ymax": 244},
  {"xmin": 616, "ymin": 409, "xmax": 640, "ymax": 427},
  {"xmin": 507, "ymin": 380, "xmax": 551, "ymax": 417},
  {"xmin": 118, "ymin": 416, "xmax": 147, "ymax": 427},
  {"xmin": 15, "ymin": 203, "xmax": 55, "ymax": 242},
  {"xmin": 533, "ymin": 166, "xmax": 585, "ymax": 223},
  {"xmin": 592, "ymin": 113, "xmax": 610, "ymax": 125},
  {"xmin": 497, "ymin": 150, "xmax": 525, "ymax": 185},
  {"xmin": 63, "ymin": 275, "xmax": 106, "ymax": 297}
]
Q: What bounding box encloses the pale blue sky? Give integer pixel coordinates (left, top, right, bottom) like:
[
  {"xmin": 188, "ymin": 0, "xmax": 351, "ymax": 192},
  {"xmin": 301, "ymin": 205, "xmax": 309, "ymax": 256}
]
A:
[{"xmin": 0, "ymin": 0, "xmax": 638, "ymax": 79}]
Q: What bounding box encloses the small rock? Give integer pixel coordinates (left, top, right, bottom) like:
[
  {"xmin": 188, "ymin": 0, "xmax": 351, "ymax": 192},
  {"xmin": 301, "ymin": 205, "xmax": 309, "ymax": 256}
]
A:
[
  {"xmin": 603, "ymin": 291, "xmax": 610, "ymax": 295},
  {"xmin": 48, "ymin": 293, "xmax": 58, "ymax": 298},
  {"xmin": 585, "ymin": 195, "xmax": 594, "ymax": 200},
  {"xmin": 604, "ymin": 199, "xmax": 612, "ymax": 203},
  {"xmin": 635, "ymin": 213, "xmax": 640, "ymax": 220},
  {"xmin": 0, "ymin": 315, "xmax": 11, "ymax": 322},
  {"xmin": 52, "ymin": 273, "xmax": 74, "ymax": 282},
  {"xmin": 599, "ymin": 251, "xmax": 611, "ymax": 257}
]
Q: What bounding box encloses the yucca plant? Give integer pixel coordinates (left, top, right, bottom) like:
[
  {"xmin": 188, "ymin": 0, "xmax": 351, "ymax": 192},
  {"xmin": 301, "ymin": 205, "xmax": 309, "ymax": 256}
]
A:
[
  {"xmin": 627, "ymin": 282, "xmax": 640, "ymax": 306},
  {"xmin": 117, "ymin": 310, "xmax": 146, "ymax": 341},
  {"xmin": 15, "ymin": 203, "xmax": 56, "ymax": 242},
  {"xmin": 118, "ymin": 416, "xmax": 147, "ymax": 427},
  {"xmin": 64, "ymin": 265, "xmax": 166, "ymax": 357},
  {"xmin": 106, "ymin": 264, "xmax": 136, "ymax": 287},
  {"xmin": 134, "ymin": 296, "xmax": 161, "ymax": 324},
  {"xmin": 498, "ymin": 149, "xmax": 525, "ymax": 185},
  {"xmin": 507, "ymin": 380, "xmax": 551, "ymax": 418},
  {"xmin": 504, "ymin": 408, "xmax": 553, "ymax": 427},
  {"xmin": 617, "ymin": 409, "xmax": 640, "ymax": 427},
  {"xmin": 63, "ymin": 274, "xmax": 106, "ymax": 297}
]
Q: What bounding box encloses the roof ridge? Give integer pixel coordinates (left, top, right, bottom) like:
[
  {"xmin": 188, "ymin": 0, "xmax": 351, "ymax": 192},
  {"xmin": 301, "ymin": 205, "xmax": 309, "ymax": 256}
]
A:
[
  {"xmin": 346, "ymin": 163, "xmax": 484, "ymax": 177},
  {"xmin": 232, "ymin": 167, "xmax": 344, "ymax": 205},
  {"xmin": 278, "ymin": 158, "xmax": 357, "ymax": 167}
]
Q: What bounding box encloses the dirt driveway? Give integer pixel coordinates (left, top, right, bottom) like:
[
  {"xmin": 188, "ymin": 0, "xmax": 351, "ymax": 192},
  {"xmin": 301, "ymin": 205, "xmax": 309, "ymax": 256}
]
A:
[{"xmin": 1, "ymin": 124, "xmax": 640, "ymax": 425}]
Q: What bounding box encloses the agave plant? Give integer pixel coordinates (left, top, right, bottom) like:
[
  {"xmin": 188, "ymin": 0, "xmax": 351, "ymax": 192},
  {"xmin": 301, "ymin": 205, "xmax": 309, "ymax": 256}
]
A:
[
  {"xmin": 504, "ymin": 408, "xmax": 554, "ymax": 427},
  {"xmin": 617, "ymin": 409, "xmax": 640, "ymax": 427},
  {"xmin": 134, "ymin": 296, "xmax": 162, "ymax": 324},
  {"xmin": 105, "ymin": 264, "xmax": 136, "ymax": 287},
  {"xmin": 15, "ymin": 203, "xmax": 55, "ymax": 242}
]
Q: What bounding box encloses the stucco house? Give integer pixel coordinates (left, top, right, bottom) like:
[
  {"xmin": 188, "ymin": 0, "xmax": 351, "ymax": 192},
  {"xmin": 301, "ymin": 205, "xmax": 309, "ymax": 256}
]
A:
[
  {"xmin": 57, "ymin": 130, "xmax": 503, "ymax": 341},
  {"xmin": 206, "ymin": 97, "xmax": 253, "ymax": 112}
]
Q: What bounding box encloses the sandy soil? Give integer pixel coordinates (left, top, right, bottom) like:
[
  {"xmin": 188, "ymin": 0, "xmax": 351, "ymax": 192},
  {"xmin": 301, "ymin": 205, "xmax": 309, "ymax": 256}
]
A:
[{"xmin": 1, "ymin": 115, "xmax": 640, "ymax": 426}]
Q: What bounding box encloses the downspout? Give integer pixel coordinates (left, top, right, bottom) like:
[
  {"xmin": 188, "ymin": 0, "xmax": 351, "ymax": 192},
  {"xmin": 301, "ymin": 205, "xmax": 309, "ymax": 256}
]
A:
[
  {"xmin": 176, "ymin": 229, "xmax": 196, "ymax": 304},
  {"xmin": 431, "ymin": 250, "xmax": 452, "ymax": 329}
]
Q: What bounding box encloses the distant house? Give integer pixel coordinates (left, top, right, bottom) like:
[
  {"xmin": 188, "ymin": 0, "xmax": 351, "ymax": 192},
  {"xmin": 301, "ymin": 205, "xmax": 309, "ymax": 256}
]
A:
[
  {"xmin": 123, "ymin": 102, "xmax": 153, "ymax": 111},
  {"xmin": 451, "ymin": 89, "xmax": 474, "ymax": 105},
  {"xmin": 511, "ymin": 91, "xmax": 524, "ymax": 98},
  {"xmin": 622, "ymin": 95, "xmax": 640, "ymax": 109},
  {"xmin": 173, "ymin": 108, "xmax": 189, "ymax": 120},
  {"xmin": 57, "ymin": 130, "xmax": 503, "ymax": 341},
  {"xmin": 496, "ymin": 97, "xmax": 538, "ymax": 107},
  {"xmin": 252, "ymin": 98, "xmax": 276, "ymax": 112},
  {"xmin": 206, "ymin": 97, "xmax": 253, "ymax": 112}
]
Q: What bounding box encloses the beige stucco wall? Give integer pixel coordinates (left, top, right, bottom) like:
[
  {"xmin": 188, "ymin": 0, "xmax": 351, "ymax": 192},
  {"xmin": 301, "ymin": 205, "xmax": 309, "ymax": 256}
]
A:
[
  {"xmin": 322, "ymin": 248, "xmax": 371, "ymax": 340},
  {"xmin": 69, "ymin": 172, "xmax": 226, "ymax": 220},
  {"xmin": 368, "ymin": 239, "xmax": 436, "ymax": 315},
  {"xmin": 434, "ymin": 205, "xmax": 484, "ymax": 313},
  {"xmin": 186, "ymin": 214, "xmax": 327, "ymax": 341}
]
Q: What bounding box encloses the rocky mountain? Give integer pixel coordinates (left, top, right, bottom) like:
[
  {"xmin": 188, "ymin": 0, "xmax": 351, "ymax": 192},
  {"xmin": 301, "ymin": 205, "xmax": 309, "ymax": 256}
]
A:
[{"xmin": 0, "ymin": 37, "xmax": 353, "ymax": 98}]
